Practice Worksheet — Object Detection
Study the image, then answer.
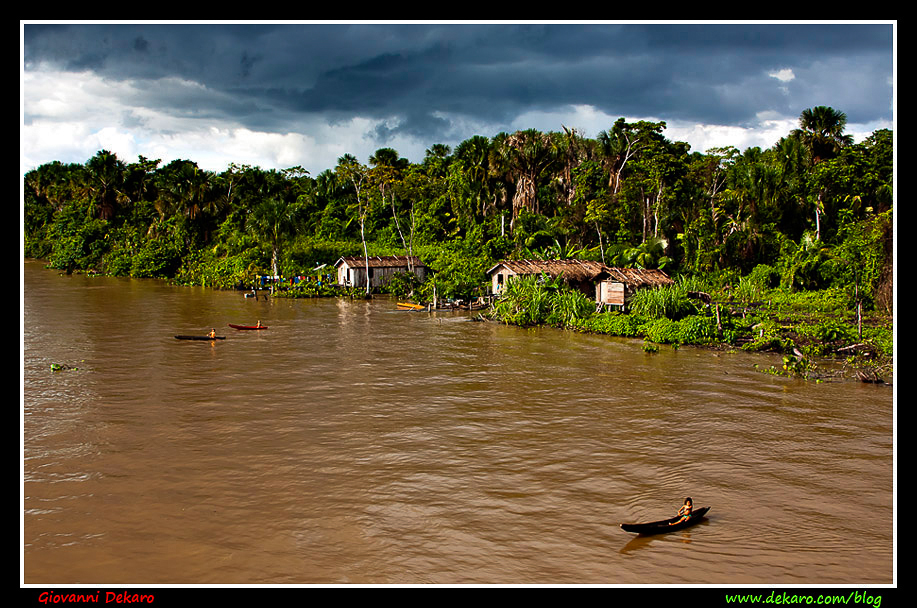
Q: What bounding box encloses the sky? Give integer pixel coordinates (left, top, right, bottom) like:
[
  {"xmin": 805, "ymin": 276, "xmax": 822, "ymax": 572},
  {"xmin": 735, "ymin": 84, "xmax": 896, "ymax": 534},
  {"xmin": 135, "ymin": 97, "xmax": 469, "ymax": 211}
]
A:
[{"xmin": 21, "ymin": 21, "xmax": 896, "ymax": 177}]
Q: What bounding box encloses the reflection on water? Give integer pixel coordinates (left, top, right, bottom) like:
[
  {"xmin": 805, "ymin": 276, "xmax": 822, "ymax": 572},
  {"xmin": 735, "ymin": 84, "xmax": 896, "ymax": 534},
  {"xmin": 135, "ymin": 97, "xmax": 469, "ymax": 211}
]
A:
[{"xmin": 22, "ymin": 260, "xmax": 894, "ymax": 584}]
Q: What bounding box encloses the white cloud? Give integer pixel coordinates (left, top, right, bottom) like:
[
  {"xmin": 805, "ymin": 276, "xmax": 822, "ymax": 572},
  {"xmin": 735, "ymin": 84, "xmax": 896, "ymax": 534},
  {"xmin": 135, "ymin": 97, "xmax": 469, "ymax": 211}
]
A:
[
  {"xmin": 21, "ymin": 67, "xmax": 387, "ymax": 174},
  {"xmin": 768, "ymin": 68, "xmax": 795, "ymax": 83}
]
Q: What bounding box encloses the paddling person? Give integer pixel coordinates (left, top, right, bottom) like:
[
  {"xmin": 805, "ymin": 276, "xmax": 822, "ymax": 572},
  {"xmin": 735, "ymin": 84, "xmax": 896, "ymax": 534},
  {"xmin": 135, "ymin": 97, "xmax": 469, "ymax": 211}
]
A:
[
  {"xmin": 208, "ymin": 328, "xmax": 217, "ymax": 339},
  {"xmin": 256, "ymin": 320, "xmax": 262, "ymax": 328},
  {"xmin": 670, "ymin": 497, "xmax": 693, "ymax": 525}
]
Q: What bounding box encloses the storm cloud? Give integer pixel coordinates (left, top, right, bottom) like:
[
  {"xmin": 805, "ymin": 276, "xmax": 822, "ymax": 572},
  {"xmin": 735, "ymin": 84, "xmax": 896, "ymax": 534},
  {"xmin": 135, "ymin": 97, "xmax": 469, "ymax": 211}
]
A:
[{"xmin": 22, "ymin": 22, "xmax": 895, "ymax": 174}]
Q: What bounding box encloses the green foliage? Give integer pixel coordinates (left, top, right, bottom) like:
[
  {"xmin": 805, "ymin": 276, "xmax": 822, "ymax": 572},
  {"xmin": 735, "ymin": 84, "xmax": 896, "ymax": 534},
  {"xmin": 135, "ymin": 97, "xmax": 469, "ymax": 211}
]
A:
[
  {"xmin": 733, "ymin": 265, "xmax": 778, "ymax": 303},
  {"xmin": 639, "ymin": 315, "xmax": 718, "ymax": 346},
  {"xmin": 740, "ymin": 319, "xmax": 789, "ymax": 353},
  {"xmin": 20, "ymin": 108, "xmax": 893, "ymax": 382},
  {"xmin": 794, "ymin": 318, "xmax": 856, "ymax": 356},
  {"xmin": 571, "ymin": 311, "xmax": 643, "ymax": 337},
  {"xmin": 627, "ymin": 285, "xmax": 697, "ymax": 320},
  {"xmin": 46, "ymin": 199, "xmax": 110, "ymax": 273},
  {"xmin": 383, "ymin": 271, "xmax": 422, "ymax": 300},
  {"xmin": 130, "ymin": 235, "xmax": 184, "ymax": 278},
  {"xmin": 416, "ymin": 237, "xmax": 493, "ymax": 300},
  {"xmin": 547, "ymin": 286, "xmax": 595, "ymax": 326},
  {"xmin": 491, "ymin": 274, "xmax": 594, "ymax": 327}
]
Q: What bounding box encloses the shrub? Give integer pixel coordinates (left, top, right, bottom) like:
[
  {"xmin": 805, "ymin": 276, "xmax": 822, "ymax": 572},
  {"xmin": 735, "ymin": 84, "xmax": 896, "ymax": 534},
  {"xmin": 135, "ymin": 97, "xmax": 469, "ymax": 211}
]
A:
[
  {"xmin": 572, "ymin": 312, "xmax": 643, "ymax": 337},
  {"xmin": 639, "ymin": 315, "xmax": 718, "ymax": 346},
  {"xmin": 492, "ymin": 274, "xmax": 595, "ymax": 327},
  {"xmin": 628, "ymin": 285, "xmax": 697, "ymax": 321}
]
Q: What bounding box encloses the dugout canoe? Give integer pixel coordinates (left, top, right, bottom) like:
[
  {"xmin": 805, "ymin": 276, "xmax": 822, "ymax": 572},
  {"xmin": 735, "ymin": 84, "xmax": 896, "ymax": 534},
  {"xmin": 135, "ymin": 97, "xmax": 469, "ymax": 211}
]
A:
[
  {"xmin": 396, "ymin": 302, "xmax": 425, "ymax": 311},
  {"xmin": 228, "ymin": 324, "xmax": 268, "ymax": 330},
  {"xmin": 620, "ymin": 506, "xmax": 710, "ymax": 535},
  {"xmin": 175, "ymin": 335, "xmax": 226, "ymax": 341}
]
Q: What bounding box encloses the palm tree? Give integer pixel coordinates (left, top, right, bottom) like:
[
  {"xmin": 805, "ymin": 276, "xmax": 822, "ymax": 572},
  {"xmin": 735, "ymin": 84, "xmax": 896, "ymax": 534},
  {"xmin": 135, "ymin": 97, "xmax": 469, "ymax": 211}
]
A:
[
  {"xmin": 83, "ymin": 150, "xmax": 128, "ymax": 220},
  {"xmin": 791, "ymin": 106, "xmax": 854, "ymax": 166},
  {"xmin": 791, "ymin": 106, "xmax": 854, "ymax": 241},
  {"xmin": 248, "ymin": 194, "xmax": 298, "ymax": 278},
  {"xmin": 123, "ymin": 156, "xmax": 161, "ymax": 207},
  {"xmin": 492, "ymin": 129, "xmax": 559, "ymax": 233},
  {"xmin": 452, "ymin": 135, "xmax": 493, "ymax": 218},
  {"xmin": 422, "ymin": 143, "xmax": 452, "ymax": 178}
]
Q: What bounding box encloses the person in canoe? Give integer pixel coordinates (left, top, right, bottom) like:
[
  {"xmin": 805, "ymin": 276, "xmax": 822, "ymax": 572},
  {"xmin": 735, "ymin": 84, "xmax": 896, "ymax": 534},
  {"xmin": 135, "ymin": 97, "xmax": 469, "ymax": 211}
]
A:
[
  {"xmin": 208, "ymin": 328, "xmax": 217, "ymax": 339},
  {"xmin": 256, "ymin": 320, "xmax": 263, "ymax": 328},
  {"xmin": 670, "ymin": 497, "xmax": 693, "ymax": 525}
]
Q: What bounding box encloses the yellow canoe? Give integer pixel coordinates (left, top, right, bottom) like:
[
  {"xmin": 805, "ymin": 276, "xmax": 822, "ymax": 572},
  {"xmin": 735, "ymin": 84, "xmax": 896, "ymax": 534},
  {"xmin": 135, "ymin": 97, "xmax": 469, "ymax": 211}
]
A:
[{"xmin": 396, "ymin": 302, "xmax": 425, "ymax": 311}]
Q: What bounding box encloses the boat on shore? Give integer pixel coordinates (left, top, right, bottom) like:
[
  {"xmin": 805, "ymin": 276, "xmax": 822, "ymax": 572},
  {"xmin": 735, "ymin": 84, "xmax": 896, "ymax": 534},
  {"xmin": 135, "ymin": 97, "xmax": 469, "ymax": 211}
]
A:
[{"xmin": 620, "ymin": 506, "xmax": 710, "ymax": 535}]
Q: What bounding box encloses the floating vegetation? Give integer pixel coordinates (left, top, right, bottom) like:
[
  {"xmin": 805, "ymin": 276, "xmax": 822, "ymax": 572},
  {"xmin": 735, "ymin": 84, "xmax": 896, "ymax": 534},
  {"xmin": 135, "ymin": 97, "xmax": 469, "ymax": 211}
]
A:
[{"xmin": 50, "ymin": 362, "xmax": 82, "ymax": 372}]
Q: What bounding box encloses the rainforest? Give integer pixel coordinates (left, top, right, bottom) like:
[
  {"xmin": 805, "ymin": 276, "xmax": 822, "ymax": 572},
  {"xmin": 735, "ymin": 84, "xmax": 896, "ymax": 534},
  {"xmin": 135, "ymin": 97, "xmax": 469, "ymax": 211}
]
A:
[{"xmin": 23, "ymin": 106, "xmax": 894, "ymax": 380}]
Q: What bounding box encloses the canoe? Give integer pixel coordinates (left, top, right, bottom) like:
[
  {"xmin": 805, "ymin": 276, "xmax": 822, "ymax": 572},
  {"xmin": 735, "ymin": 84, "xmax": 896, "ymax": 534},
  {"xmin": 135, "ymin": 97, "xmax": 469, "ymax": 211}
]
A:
[
  {"xmin": 228, "ymin": 324, "xmax": 268, "ymax": 330},
  {"xmin": 396, "ymin": 302, "xmax": 425, "ymax": 311},
  {"xmin": 620, "ymin": 506, "xmax": 710, "ymax": 535},
  {"xmin": 175, "ymin": 335, "xmax": 225, "ymax": 341}
]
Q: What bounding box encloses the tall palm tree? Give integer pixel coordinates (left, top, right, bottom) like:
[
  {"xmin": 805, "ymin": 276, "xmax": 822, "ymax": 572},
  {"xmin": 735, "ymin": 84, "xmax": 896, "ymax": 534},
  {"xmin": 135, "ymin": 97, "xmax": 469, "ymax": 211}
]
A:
[
  {"xmin": 83, "ymin": 150, "xmax": 128, "ymax": 220},
  {"xmin": 452, "ymin": 135, "xmax": 493, "ymax": 218},
  {"xmin": 792, "ymin": 106, "xmax": 854, "ymax": 166},
  {"xmin": 791, "ymin": 106, "xmax": 854, "ymax": 240},
  {"xmin": 248, "ymin": 194, "xmax": 298, "ymax": 278},
  {"xmin": 422, "ymin": 143, "xmax": 452, "ymax": 178},
  {"xmin": 492, "ymin": 129, "xmax": 559, "ymax": 232}
]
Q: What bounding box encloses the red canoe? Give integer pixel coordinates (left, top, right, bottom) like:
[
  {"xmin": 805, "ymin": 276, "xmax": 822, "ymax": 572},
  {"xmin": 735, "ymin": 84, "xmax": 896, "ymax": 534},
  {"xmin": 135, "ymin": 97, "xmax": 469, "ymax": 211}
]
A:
[{"xmin": 228, "ymin": 323, "xmax": 269, "ymax": 330}]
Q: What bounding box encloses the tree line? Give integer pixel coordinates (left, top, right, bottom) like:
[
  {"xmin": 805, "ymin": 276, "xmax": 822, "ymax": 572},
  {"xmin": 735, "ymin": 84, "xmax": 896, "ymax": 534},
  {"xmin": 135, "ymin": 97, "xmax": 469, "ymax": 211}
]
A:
[{"xmin": 23, "ymin": 106, "xmax": 893, "ymax": 314}]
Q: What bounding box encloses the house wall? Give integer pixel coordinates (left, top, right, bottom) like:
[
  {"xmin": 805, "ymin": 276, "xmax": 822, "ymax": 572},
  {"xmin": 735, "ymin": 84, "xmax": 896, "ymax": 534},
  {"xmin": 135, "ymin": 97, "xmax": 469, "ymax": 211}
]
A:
[
  {"xmin": 491, "ymin": 266, "xmax": 518, "ymax": 294},
  {"xmin": 490, "ymin": 265, "xmax": 595, "ymax": 300},
  {"xmin": 337, "ymin": 261, "xmax": 426, "ymax": 288},
  {"xmin": 597, "ymin": 280, "xmax": 625, "ymax": 306}
]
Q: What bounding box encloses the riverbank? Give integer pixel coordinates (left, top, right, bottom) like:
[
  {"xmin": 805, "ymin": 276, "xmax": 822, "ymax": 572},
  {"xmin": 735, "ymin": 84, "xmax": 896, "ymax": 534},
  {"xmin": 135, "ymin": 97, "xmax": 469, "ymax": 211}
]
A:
[
  {"xmin": 27, "ymin": 259, "xmax": 893, "ymax": 384},
  {"xmin": 487, "ymin": 275, "xmax": 894, "ymax": 385}
]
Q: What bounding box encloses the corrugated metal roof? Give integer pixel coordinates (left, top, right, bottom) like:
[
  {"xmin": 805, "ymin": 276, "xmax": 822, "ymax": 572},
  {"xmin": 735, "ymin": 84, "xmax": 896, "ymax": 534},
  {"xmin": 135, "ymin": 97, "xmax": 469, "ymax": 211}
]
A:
[{"xmin": 335, "ymin": 256, "xmax": 425, "ymax": 268}]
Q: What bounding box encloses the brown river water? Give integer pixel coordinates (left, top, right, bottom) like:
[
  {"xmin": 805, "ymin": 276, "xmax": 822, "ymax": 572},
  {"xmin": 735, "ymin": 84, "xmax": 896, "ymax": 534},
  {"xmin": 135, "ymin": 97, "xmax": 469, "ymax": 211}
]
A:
[{"xmin": 21, "ymin": 259, "xmax": 895, "ymax": 585}]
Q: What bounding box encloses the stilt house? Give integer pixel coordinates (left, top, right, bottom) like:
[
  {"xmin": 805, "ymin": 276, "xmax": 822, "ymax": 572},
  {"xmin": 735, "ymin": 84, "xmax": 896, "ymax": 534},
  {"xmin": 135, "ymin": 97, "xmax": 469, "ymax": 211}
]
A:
[{"xmin": 594, "ymin": 267, "xmax": 675, "ymax": 310}]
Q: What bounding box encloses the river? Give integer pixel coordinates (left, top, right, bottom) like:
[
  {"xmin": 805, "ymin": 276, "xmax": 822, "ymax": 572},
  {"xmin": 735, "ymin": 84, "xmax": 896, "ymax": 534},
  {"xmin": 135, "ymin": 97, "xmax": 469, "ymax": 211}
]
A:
[{"xmin": 21, "ymin": 260, "xmax": 895, "ymax": 585}]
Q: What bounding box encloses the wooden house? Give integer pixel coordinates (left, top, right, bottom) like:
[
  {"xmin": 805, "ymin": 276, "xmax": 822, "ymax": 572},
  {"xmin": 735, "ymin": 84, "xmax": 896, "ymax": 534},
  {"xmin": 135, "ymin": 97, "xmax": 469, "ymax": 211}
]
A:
[
  {"xmin": 594, "ymin": 267, "xmax": 675, "ymax": 310},
  {"xmin": 334, "ymin": 256, "xmax": 426, "ymax": 289},
  {"xmin": 487, "ymin": 259, "xmax": 674, "ymax": 310},
  {"xmin": 487, "ymin": 259, "xmax": 611, "ymax": 298}
]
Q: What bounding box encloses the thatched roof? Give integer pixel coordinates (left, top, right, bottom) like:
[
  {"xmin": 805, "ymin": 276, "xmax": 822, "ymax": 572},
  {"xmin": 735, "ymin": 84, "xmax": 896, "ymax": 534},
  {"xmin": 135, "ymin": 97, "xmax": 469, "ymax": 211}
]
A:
[
  {"xmin": 487, "ymin": 259, "xmax": 674, "ymax": 287},
  {"xmin": 335, "ymin": 255, "xmax": 425, "ymax": 268},
  {"xmin": 487, "ymin": 259, "xmax": 609, "ymax": 282},
  {"xmin": 598, "ymin": 267, "xmax": 675, "ymax": 288}
]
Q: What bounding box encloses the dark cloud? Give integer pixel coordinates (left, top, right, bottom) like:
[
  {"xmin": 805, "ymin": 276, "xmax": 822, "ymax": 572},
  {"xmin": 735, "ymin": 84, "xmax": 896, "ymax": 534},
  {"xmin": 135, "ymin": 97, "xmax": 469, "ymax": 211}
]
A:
[{"xmin": 23, "ymin": 22, "xmax": 894, "ymax": 149}]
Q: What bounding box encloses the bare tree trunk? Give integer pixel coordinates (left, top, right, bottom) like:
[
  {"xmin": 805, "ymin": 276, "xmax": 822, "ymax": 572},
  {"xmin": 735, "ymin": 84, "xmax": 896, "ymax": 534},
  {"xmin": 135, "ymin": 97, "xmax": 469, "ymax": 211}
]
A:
[{"xmin": 595, "ymin": 221, "xmax": 605, "ymax": 264}]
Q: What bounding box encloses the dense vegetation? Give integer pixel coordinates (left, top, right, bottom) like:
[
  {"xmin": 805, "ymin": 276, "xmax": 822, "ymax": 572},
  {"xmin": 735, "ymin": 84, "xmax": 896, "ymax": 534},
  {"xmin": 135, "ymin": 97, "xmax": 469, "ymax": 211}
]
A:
[{"xmin": 24, "ymin": 106, "xmax": 893, "ymax": 379}]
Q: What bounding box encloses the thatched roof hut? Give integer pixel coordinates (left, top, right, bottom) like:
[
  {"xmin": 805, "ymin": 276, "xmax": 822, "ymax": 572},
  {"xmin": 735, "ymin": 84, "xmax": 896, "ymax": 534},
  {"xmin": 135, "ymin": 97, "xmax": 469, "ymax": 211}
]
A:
[
  {"xmin": 487, "ymin": 259, "xmax": 609, "ymax": 297},
  {"xmin": 487, "ymin": 259, "xmax": 674, "ymax": 308}
]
